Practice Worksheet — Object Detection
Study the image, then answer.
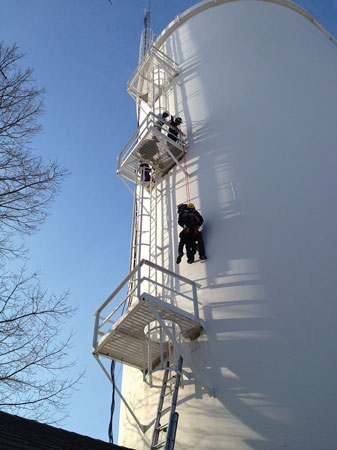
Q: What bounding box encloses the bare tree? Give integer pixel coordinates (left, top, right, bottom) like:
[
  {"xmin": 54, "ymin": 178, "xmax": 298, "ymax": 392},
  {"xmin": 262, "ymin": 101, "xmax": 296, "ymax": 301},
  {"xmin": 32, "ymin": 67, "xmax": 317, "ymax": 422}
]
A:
[
  {"xmin": 0, "ymin": 42, "xmax": 67, "ymax": 257},
  {"xmin": 0, "ymin": 42, "xmax": 80, "ymax": 423},
  {"xmin": 0, "ymin": 270, "xmax": 81, "ymax": 423}
]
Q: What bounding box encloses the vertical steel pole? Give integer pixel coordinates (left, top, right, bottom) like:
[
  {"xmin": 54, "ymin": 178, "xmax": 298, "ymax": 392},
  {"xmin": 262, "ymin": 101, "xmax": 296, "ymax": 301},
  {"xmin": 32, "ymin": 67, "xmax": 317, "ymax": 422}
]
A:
[
  {"xmin": 152, "ymin": 67, "xmax": 155, "ymax": 112},
  {"xmin": 137, "ymin": 166, "xmax": 146, "ymax": 299},
  {"xmin": 160, "ymin": 324, "xmax": 164, "ymax": 368},
  {"xmin": 143, "ymin": 335, "xmax": 146, "ymax": 382},
  {"xmin": 158, "ymin": 66, "xmax": 161, "ymax": 114},
  {"xmin": 148, "ymin": 183, "xmax": 152, "ymax": 295},
  {"xmin": 155, "ymin": 176, "xmax": 158, "ymax": 297},
  {"xmin": 192, "ymin": 283, "xmax": 199, "ymax": 321},
  {"xmin": 148, "ymin": 327, "xmax": 153, "ymax": 387}
]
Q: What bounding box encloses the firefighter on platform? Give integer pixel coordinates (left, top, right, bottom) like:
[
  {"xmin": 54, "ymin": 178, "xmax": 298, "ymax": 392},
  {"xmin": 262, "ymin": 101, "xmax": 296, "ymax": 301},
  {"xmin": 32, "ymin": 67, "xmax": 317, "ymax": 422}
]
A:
[
  {"xmin": 176, "ymin": 203, "xmax": 207, "ymax": 264},
  {"xmin": 154, "ymin": 110, "xmax": 170, "ymax": 131}
]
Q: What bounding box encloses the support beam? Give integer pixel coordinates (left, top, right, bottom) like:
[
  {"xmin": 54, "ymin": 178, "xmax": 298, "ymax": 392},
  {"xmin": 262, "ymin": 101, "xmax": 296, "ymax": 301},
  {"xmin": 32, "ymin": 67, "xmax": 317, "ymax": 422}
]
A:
[
  {"xmin": 154, "ymin": 131, "xmax": 187, "ymax": 176},
  {"xmin": 94, "ymin": 354, "xmax": 146, "ymax": 433},
  {"xmin": 145, "ymin": 298, "xmax": 215, "ymax": 397}
]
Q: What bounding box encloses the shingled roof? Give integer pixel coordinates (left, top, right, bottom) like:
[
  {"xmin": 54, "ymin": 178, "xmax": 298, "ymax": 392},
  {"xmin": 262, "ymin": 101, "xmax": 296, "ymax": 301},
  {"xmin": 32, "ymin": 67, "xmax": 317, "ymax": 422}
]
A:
[{"xmin": 0, "ymin": 411, "xmax": 135, "ymax": 450}]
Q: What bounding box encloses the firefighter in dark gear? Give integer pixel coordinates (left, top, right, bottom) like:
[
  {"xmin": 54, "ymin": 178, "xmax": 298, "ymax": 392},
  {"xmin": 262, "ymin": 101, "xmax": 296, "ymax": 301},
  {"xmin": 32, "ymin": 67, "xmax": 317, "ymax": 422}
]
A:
[
  {"xmin": 168, "ymin": 116, "xmax": 183, "ymax": 143},
  {"xmin": 176, "ymin": 203, "xmax": 206, "ymax": 264}
]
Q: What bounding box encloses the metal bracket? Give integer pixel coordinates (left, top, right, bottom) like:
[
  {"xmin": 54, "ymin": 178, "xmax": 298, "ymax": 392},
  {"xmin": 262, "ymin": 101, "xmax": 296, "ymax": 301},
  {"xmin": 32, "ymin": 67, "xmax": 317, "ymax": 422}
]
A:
[
  {"xmin": 154, "ymin": 129, "xmax": 188, "ymax": 177},
  {"xmin": 144, "ymin": 295, "xmax": 215, "ymax": 397}
]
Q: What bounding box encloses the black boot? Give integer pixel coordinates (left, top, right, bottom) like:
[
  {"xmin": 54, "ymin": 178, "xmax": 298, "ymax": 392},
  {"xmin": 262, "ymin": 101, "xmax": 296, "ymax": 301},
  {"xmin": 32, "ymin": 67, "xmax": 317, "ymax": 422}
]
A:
[{"xmin": 176, "ymin": 254, "xmax": 182, "ymax": 264}]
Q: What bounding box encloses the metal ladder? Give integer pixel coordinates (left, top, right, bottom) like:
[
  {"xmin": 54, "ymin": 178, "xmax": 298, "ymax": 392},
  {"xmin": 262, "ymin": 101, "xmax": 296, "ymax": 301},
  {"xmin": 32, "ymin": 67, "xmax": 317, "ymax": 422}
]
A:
[
  {"xmin": 148, "ymin": 171, "xmax": 159, "ymax": 298},
  {"xmin": 150, "ymin": 356, "xmax": 183, "ymax": 450},
  {"xmin": 128, "ymin": 164, "xmax": 155, "ymax": 306}
]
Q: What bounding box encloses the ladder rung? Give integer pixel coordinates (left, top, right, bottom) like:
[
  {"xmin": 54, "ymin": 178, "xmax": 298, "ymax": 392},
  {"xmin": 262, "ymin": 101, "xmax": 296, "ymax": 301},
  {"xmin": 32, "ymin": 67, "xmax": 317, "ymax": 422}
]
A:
[
  {"xmin": 151, "ymin": 442, "xmax": 165, "ymax": 450},
  {"xmin": 156, "ymin": 423, "xmax": 168, "ymax": 432},
  {"xmin": 167, "ymin": 375, "xmax": 175, "ymax": 382}
]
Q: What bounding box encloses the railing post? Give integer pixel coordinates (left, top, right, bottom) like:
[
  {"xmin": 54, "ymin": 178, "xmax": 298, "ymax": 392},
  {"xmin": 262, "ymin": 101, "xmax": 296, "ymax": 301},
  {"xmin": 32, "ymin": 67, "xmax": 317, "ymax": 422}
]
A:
[
  {"xmin": 192, "ymin": 283, "xmax": 199, "ymax": 322},
  {"xmin": 137, "ymin": 266, "xmax": 141, "ymax": 299},
  {"xmin": 143, "ymin": 335, "xmax": 146, "ymax": 382},
  {"xmin": 93, "ymin": 313, "xmax": 100, "ymax": 349}
]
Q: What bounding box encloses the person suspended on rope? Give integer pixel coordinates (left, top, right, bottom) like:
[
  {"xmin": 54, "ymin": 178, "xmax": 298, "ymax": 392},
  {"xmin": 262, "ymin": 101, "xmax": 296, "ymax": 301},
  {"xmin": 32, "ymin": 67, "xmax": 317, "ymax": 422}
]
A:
[
  {"xmin": 176, "ymin": 203, "xmax": 207, "ymax": 264},
  {"xmin": 183, "ymin": 203, "xmax": 206, "ymax": 262},
  {"xmin": 168, "ymin": 116, "xmax": 183, "ymax": 143},
  {"xmin": 154, "ymin": 110, "xmax": 170, "ymax": 131}
]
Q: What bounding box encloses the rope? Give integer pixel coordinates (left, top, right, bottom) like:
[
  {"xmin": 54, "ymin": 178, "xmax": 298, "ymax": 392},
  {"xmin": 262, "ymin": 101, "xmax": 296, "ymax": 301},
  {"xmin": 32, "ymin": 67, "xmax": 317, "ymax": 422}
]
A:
[
  {"xmin": 181, "ymin": 133, "xmax": 190, "ymax": 204},
  {"xmin": 108, "ymin": 360, "xmax": 116, "ymax": 443}
]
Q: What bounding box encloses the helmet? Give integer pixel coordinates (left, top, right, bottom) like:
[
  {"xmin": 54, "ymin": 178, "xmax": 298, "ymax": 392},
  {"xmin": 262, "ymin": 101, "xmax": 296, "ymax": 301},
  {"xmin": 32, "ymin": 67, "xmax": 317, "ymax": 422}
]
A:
[
  {"xmin": 163, "ymin": 110, "xmax": 169, "ymax": 116},
  {"xmin": 187, "ymin": 203, "xmax": 195, "ymax": 209},
  {"xmin": 175, "ymin": 117, "xmax": 182, "ymax": 124},
  {"xmin": 177, "ymin": 203, "xmax": 186, "ymax": 211}
]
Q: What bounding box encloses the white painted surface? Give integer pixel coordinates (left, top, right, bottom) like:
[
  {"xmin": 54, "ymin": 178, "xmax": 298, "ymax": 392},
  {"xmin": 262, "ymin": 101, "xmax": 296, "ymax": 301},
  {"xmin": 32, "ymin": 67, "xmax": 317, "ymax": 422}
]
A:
[{"xmin": 119, "ymin": 1, "xmax": 337, "ymax": 449}]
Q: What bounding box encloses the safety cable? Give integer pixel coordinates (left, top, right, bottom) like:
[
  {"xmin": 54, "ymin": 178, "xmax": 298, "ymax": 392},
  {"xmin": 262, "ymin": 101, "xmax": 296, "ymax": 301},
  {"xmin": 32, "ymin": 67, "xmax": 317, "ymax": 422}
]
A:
[{"xmin": 181, "ymin": 133, "xmax": 190, "ymax": 204}]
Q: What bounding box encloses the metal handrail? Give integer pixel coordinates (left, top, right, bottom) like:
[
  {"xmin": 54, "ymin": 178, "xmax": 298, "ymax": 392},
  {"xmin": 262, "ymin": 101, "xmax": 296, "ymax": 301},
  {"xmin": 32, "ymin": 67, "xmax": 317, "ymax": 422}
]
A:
[
  {"xmin": 117, "ymin": 112, "xmax": 184, "ymax": 175},
  {"xmin": 128, "ymin": 44, "xmax": 178, "ymax": 94},
  {"xmin": 93, "ymin": 259, "xmax": 201, "ymax": 348},
  {"xmin": 95, "ymin": 259, "xmax": 145, "ymax": 315},
  {"xmin": 98, "ymin": 284, "xmax": 138, "ymax": 330},
  {"xmin": 117, "ymin": 112, "xmax": 154, "ymax": 173}
]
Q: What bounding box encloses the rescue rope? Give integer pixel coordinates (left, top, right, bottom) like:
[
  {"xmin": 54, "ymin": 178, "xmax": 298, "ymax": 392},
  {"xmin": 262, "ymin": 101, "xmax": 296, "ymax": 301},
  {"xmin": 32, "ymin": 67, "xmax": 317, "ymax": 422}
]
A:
[
  {"xmin": 108, "ymin": 360, "xmax": 116, "ymax": 443},
  {"xmin": 181, "ymin": 133, "xmax": 190, "ymax": 204}
]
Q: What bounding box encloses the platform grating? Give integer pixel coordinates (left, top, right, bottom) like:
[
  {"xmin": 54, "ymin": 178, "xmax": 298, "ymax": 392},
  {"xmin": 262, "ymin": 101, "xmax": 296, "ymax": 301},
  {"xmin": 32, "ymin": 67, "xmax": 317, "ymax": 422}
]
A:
[
  {"xmin": 118, "ymin": 127, "xmax": 184, "ymax": 185},
  {"xmin": 93, "ymin": 295, "xmax": 203, "ymax": 371}
]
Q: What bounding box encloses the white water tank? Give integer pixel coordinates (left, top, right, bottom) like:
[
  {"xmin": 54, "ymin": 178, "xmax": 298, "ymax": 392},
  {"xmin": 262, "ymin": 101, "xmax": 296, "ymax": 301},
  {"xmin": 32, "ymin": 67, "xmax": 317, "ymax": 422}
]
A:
[{"xmin": 118, "ymin": 1, "xmax": 337, "ymax": 449}]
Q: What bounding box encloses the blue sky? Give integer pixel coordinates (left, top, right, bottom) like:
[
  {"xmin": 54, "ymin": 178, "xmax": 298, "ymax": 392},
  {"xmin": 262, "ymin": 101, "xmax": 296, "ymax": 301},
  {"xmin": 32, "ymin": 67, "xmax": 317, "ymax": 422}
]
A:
[{"xmin": 1, "ymin": 0, "xmax": 336, "ymax": 444}]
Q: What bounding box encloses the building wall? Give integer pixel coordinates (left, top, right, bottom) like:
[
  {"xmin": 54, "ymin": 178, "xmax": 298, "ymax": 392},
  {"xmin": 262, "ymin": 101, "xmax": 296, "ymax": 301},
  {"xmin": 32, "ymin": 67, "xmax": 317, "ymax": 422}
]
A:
[{"xmin": 119, "ymin": 1, "xmax": 337, "ymax": 449}]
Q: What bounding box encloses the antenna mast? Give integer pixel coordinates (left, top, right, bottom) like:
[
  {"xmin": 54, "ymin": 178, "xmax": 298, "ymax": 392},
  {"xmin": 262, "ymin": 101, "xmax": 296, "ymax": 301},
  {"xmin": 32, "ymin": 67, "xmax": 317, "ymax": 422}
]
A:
[{"xmin": 139, "ymin": 0, "xmax": 153, "ymax": 63}]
